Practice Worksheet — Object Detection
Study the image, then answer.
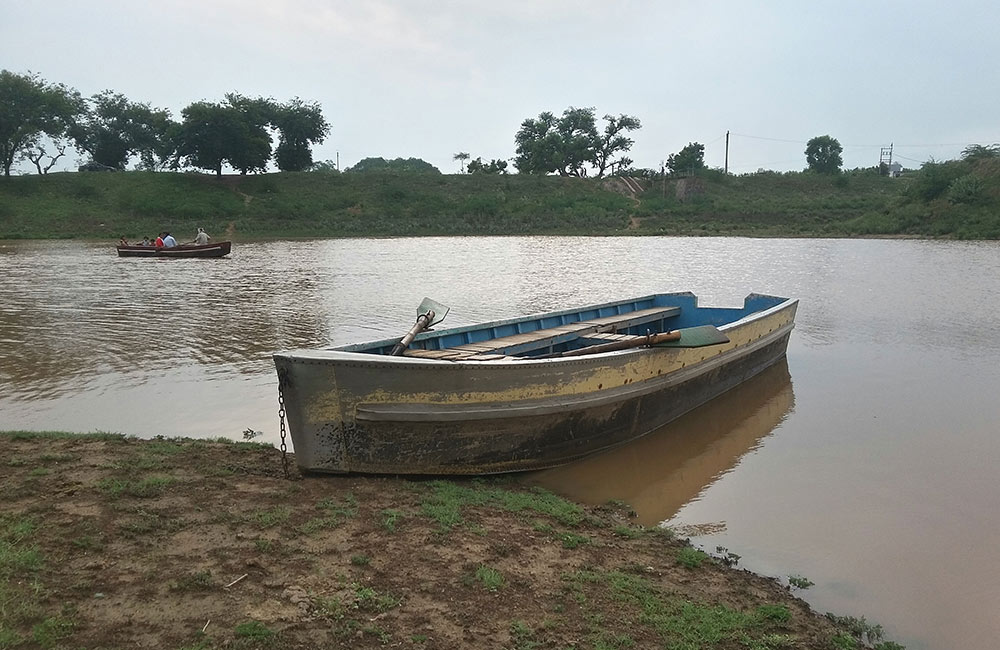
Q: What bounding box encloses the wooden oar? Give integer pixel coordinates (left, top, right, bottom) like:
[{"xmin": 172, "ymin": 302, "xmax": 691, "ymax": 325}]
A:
[
  {"xmin": 390, "ymin": 298, "xmax": 450, "ymax": 356},
  {"xmin": 537, "ymin": 324, "xmax": 730, "ymax": 359}
]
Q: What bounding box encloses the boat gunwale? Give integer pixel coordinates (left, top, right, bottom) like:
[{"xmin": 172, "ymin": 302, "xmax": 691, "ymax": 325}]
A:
[
  {"xmin": 331, "ymin": 292, "xmax": 696, "ymax": 353},
  {"xmin": 274, "ymin": 295, "xmax": 797, "ymax": 367}
]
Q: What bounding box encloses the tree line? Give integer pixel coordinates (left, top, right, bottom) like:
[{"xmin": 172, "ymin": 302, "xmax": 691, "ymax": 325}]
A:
[
  {"xmin": 0, "ymin": 69, "xmax": 891, "ymax": 180},
  {"xmin": 0, "ymin": 70, "xmax": 330, "ymax": 177}
]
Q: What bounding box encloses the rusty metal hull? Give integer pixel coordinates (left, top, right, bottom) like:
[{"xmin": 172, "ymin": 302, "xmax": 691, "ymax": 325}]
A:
[{"xmin": 273, "ymin": 295, "xmax": 797, "ymax": 475}]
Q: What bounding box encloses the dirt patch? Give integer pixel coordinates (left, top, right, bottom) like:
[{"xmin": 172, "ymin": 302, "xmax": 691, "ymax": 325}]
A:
[{"xmin": 0, "ymin": 434, "xmax": 873, "ymax": 649}]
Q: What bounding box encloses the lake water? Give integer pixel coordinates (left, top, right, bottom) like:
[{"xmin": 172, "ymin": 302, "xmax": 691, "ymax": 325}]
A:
[{"xmin": 2, "ymin": 236, "xmax": 1000, "ymax": 649}]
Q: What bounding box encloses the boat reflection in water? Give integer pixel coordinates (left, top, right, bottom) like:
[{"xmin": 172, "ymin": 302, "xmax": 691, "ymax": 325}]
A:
[{"xmin": 526, "ymin": 359, "xmax": 794, "ymax": 527}]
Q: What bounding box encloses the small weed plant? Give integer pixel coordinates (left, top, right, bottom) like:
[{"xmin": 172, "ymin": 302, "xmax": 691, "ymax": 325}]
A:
[{"xmin": 475, "ymin": 564, "xmax": 505, "ymax": 592}]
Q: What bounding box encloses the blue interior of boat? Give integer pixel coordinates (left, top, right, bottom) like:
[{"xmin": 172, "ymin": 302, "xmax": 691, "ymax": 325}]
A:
[{"xmin": 338, "ymin": 293, "xmax": 786, "ymax": 359}]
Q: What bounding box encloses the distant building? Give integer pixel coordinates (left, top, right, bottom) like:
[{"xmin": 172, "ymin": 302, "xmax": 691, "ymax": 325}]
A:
[{"xmin": 888, "ymin": 162, "xmax": 903, "ymax": 177}]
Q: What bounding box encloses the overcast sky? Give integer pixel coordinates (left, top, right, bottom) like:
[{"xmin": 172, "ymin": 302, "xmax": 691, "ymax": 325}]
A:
[{"xmin": 4, "ymin": 0, "xmax": 999, "ymax": 175}]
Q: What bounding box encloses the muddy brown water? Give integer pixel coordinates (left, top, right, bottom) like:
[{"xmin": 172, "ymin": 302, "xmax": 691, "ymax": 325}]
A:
[{"xmin": 3, "ymin": 236, "xmax": 1000, "ymax": 649}]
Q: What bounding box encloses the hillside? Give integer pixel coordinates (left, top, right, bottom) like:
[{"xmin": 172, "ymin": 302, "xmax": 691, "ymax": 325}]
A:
[{"xmin": 1, "ymin": 165, "xmax": 999, "ymax": 240}]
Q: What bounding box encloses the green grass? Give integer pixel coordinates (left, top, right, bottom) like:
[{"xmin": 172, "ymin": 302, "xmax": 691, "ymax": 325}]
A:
[
  {"xmin": 10, "ymin": 165, "xmax": 999, "ymax": 239},
  {"xmin": 97, "ymin": 475, "xmax": 175, "ymax": 498},
  {"xmin": 676, "ymin": 547, "xmax": 710, "ymax": 569},
  {"xmin": 420, "ymin": 480, "xmax": 585, "ymax": 533},
  {"xmin": 381, "ymin": 508, "xmax": 403, "ymax": 532},
  {"xmin": 560, "ymin": 568, "xmax": 797, "ymax": 649},
  {"xmin": 352, "ymin": 584, "xmax": 401, "ymax": 613},
  {"xmin": 474, "ymin": 565, "xmax": 505, "ymax": 592},
  {"xmin": 245, "ymin": 506, "xmax": 291, "ymax": 529},
  {"xmin": 234, "ymin": 620, "xmax": 274, "ymax": 639},
  {"xmin": 170, "ymin": 570, "xmax": 214, "ymax": 591},
  {"xmin": 297, "ymin": 495, "xmax": 358, "ymax": 535},
  {"xmin": 0, "ymin": 516, "xmax": 46, "ymax": 648}
]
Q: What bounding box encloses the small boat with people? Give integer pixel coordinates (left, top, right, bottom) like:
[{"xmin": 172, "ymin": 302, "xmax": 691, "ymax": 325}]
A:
[
  {"xmin": 273, "ymin": 292, "xmax": 797, "ymax": 476},
  {"xmin": 116, "ymin": 229, "xmax": 231, "ymax": 258},
  {"xmin": 116, "ymin": 240, "xmax": 232, "ymax": 258}
]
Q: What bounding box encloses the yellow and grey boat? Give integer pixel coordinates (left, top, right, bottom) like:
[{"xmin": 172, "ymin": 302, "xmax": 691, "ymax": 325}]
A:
[{"xmin": 273, "ymin": 292, "xmax": 797, "ymax": 475}]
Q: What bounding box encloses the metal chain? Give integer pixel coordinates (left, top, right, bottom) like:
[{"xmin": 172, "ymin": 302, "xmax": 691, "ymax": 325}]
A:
[{"xmin": 277, "ymin": 368, "xmax": 290, "ymax": 479}]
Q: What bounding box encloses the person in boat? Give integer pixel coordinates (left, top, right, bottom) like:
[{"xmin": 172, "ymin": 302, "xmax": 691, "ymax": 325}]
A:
[
  {"xmin": 162, "ymin": 232, "xmax": 178, "ymax": 247},
  {"xmin": 193, "ymin": 227, "xmax": 210, "ymax": 245},
  {"xmin": 154, "ymin": 233, "xmax": 165, "ymax": 248},
  {"xmin": 119, "ymin": 235, "xmax": 129, "ymax": 246},
  {"xmin": 142, "ymin": 236, "xmax": 151, "ymax": 246}
]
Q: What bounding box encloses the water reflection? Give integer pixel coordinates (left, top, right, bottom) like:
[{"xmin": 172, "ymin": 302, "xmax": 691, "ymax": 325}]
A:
[
  {"xmin": 527, "ymin": 359, "xmax": 794, "ymax": 526},
  {"xmin": 0, "ymin": 241, "xmax": 335, "ymax": 401}
]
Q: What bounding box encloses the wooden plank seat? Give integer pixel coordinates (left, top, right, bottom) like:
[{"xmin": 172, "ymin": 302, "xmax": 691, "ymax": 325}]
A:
[{"xmin": 402, "ymin": 305, "xmax": 679, "ymax": 360}]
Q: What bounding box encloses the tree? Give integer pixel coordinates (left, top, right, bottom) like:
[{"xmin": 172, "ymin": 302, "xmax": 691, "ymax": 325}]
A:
[
  {"xmin": 346, "ymin": 157, "xmax": 441, "ymax": 173},
  {"xmin": 467, "ymin": 157, "xmax": 508, "ymax": 174},
  {"xmin": 514, "ymin": 107, "xmax": 640, "ymax": 177},
  {"xmin": 513, "ymin": 111, "xmax": 563, "ymax": 175},
  {"xmin": 70, "ymin": 90, "xmax": 174, "ymax": 170},
  {"xmin": 310, "ymin": 159, "xmax": 340, "ymax": 173},
  {"xmin": 273, "ymin": 98, "xmax": 330, "ymax": 172},
  {"xmin": 0, "ymin": 70, "xmax": 83, "ymax": 177},
  {"xmin": 223, "ymin": 93, "xmax": 277, "ymax": 175},
  {"xmin": 593, "ymin": 113, "xmax": 641, "ymax": 177},
  {"xmin": 25, "ymin": 140, "xmax": 69, "ymax": 174},
  {"xmin": 805, "ymin": 135, "xmax": 843, "ymax": 174},
  {"xmin": 961, "ymin": 143, "xmax": 1000, "ymax": 162},
  {"xmin": 174, "ymin": 101, "xmax": 242, "ymax": 176},
  {"xmin": 666, "ymin": 142, "xmax": 705, "ymax": 176},
  {"xmin": 174, "ymin": 95, "xmax": 276, "ymax": 176},
  {"xmin": 453, "ymin": 152, "xmax": 470, "ymax": 173},
  {"xmin": 515, "ymin": 107, "xmax": 600, "ymax": 176}
]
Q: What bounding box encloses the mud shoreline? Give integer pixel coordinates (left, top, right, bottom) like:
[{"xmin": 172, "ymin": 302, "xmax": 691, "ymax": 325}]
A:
[{"xmin": 0, "ymin": 432, "xmax": 899, "ymax": 648}]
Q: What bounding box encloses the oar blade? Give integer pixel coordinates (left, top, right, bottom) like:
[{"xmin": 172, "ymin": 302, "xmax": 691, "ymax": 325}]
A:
[
  {"xmin": 417, "ymin": 297, "xmax": 450, "ymax": 326},
  {"xmin": 653, "ymin": 324, "xmax": 730, "ymax": 348}
]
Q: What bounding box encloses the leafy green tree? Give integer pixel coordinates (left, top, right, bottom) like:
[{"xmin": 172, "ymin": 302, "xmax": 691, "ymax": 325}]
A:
[
  {"xmin": 961, "ymin": 143, "xmax": 1000, "ymax": 162},
  {"xmin": 805, "ymin": 135, "xmax": 843, "ymax": 174},
  {"xmin": 0, "ymin": 70, "xmax": 83, "ymax": 177},
  {"xmin": 513, "ymin": 111, "xmax": 563, "ymax": 175},
  {"xmin": 70, "ymin": 90, "xmax": 174, "ymax": 170},
  {"xmin": 554, "ymin": 107, "xmax": 599, "ymax": 177},
  {"xmin": 347, "ymin": 157, "xmax": 440, "ymax": 173},
  {"xmin": 515, "ymin": 107, "xmax": 640, "ymax": 177},
  {"xmin": 514, "ymin": 107, "xmax": 599, "ymax": 176},
  {"xmin": 453, "ymin": 151, "xmax": 470, "ymax": 173},
  {"xmin": 906, "ymin": 159, "xmax": 967, "ymax": 202},
  {"xmin": 175, "ymin": 95, "xmax": 278, "ymax": 176},
  {"xmin": 309, "ymin": 159, "xmax": 340, "ymax": 173},
  {"xmin": 666, "ymin": 142, "xmax": 705, "ymax": 176},
  {"xmin": 467, "ymin": 157, "xmax": 508, "ymax": 174},
  {"xmin": 174, "ymin": 101, "xmax": 238, "ymax": 175},
  {"xmin": 273, "ymin": 98, "xmax": 330, "ymax": 172},
  {"xmin": 224, "ymin": 93, "xmax": 277, "ymax": 175},
  {"xmin": 593, "ymin": 113, "xmax": 641, "ymax": 177}
]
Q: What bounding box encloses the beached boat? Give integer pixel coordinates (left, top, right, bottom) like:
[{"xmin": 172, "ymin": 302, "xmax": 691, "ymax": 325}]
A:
[
  {"xmin": 116, "ymin": 241, "xmax": 232, "ymax": 258},
  {"xmin": 273, "ymin": 292, "xmax": 797, "ymax": 475}
]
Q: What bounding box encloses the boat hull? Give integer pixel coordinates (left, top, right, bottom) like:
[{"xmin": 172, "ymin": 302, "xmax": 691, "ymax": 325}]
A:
[
  {"xmin": 116, "ymin": 241, "xmax": 232, "ymax": 258},
  {"xmin": 274, "ymin": 295, "xmax": 796, "ymax": 475}
]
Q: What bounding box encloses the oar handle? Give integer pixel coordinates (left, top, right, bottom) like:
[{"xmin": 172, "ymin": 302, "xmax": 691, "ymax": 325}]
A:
[
  {"xmin": 390, "ymin": 310, "xmax": 435, "ymax": 356},
  {"xmin": 556, "ymin": 330, "xmax": 681, "ymax": 358}
]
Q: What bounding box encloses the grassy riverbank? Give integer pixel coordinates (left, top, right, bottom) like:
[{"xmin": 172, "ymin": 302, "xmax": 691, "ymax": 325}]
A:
[
  {"xmin": 0, "ymin": 431, "xmax": 904, "ymax": 649},
  {"xmin": 2, "ymin": 163, "xmax": 999, "ymax": 239}
]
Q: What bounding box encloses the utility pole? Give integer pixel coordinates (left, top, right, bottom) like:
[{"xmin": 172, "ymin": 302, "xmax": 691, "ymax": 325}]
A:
[
  {"xmin": 724, "ymin": 131, "xmax": 730, "ymax": 174},
  {"xmin": 336, "ymin": 151, "xmax": 340, "ymax": 171},
  {"xmin": 879, "ymin": 143, "xmax": 893, "ymax": 175}
]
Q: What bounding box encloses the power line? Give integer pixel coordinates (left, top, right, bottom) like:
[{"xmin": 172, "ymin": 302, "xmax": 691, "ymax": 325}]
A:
[{"xmin": 730, "ymin": 132, "xmax": 998, "ymax": 149}]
